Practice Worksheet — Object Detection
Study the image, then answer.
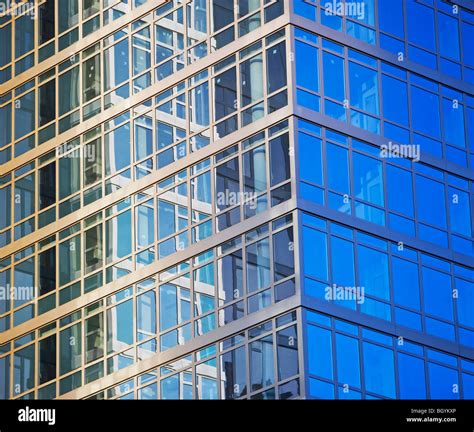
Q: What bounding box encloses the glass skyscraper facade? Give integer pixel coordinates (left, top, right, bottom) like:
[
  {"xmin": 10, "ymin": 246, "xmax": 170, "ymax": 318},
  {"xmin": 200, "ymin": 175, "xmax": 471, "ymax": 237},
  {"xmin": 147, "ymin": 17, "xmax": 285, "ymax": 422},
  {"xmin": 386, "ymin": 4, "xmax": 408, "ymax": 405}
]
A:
[{"xmin": 0, "ymin": 0, "xmax": 472, "ymax": 400}]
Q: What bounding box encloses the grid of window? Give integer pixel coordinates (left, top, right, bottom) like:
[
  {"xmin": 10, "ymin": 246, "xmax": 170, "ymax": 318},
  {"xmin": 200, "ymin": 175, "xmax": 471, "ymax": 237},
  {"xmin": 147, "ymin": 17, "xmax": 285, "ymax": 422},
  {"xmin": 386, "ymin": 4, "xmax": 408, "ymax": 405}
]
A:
[
  {"xmin": 83, "ymin": 310, "xmax": 300, "ymax": 400},
  {"xmin": 0, "ymin": 123, "xmax": 294, "ymax": 331},
  {"xmin": 0, "ymin": 215, "xmax": 296, "ymax": 399},
  {"xmin": 0, "ymin": 0, "xmax": 156, "ymax": 83},
  {"xmin": 305, "ymin": 308, "xmax": 474, "ymax": 399},
  {"xmin": 293, "ymin": 0, "xmax": 474, "ymax": 83},
  {"xmin": 0, "ymin": 32, "xmax": 289, "ymax": 248},
  {"xmin": 296, "ymin": 118, "xmax": 473, "ymax": 256},
  {"xmin": 293, "ymin": 27, "xmax": 474, "ymax": 168},
  {"xmin": 0, "ymin": 0, "xmax": 285, "ymax": 164},
  {"xmin": 301, "ymin": 211, "xmax": 474, "ymax": 348}
]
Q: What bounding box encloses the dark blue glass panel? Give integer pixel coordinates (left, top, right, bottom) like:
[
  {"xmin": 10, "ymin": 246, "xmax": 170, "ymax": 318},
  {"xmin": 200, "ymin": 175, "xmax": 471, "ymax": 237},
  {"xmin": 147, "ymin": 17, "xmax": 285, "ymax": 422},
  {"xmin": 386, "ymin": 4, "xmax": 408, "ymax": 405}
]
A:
[
  {"xmin": 295, "ymin": 41, "xmax": 318, "ymax": 92},
  {"xmin": 392, "ymin": 257, "xmax": 420, "ymax": 309},
  {"xmin": 307, "ymin": 324, "xmax": 333, "ymax": 380},
  {"xmin": 335, "ymin": 333, "xmax": 360, "ymax": 388},
  {"xmin": 398, "ymin": 353, "xmax": 426, "ymax": 399},
  {"xmin": 363, "ymin": 342, "xmax": 395, "ymax": 398},
  {"xmin": 423, "ymin": 267, "xmax": 453, "ymax": 321}
]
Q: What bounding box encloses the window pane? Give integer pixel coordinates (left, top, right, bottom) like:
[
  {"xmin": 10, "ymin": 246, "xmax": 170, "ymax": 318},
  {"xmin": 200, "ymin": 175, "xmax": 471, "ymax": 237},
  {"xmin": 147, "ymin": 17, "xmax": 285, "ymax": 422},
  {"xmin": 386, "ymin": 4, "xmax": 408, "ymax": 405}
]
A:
[
  {"xmin": 303, "ymin": 226, "xmax": 328, "ymax": 281},
  {"xmin": 250, "ymin": 335, "xmax": 274, "ymax": 392},
  {"xmin": 60, "ymin": 323, "xmax": 82, "ymax": 375},
  {"xmin": 387, "ymin": 165, "xmax": 413, "ymax": 216},
  {"xmin": 323, "ymin": 52, "xmax": 344, "ymax": 101},
  {"xmin": 269, "ymin": 132, "xmax": 290, "ymax": 187},
  {"xmin": 105, "ymin": 123, "xmax": 131, "ymax": 175},
  {"xmin": 335, "ymin": 333, "xmax": 360, "ymax": 388},
  {"xmin": 428, "ymin": 363, "xmax": 459, "ymax": 399},
  {"xmin": 104, "ymin": 39, "xmax": 130, "ymax": 91},
  {"xmin": 39, "ymin": 335, "xmax": 56, "ymax": 385},
  {"xmin": 273, "ymin": 227, "xmax": 294, "ymax": 281},
  {"xmin": 241, "ymin": 54, "xmax": 263, "ymax": 106},
  {"xmin": 246, "ymin": 238, "xmax": 271, "ymax": 293},
  {"xmin": 39, "ymin": 79, "xmax": 56, "ymax": 126},
  {"xmin": 392, "ymin": 257, "xmax": 420, "ymax": 310},
  {"xmin": 277, "ymin": 325, "xmax": 299, "ymax": 380},
  {"xmin": 266, "ymin": 41, "xmax": 287, "ymax": 94},
  {"xmin": 307, "ymin": 324, "xmax": 333, "ymax": 379},
  {"xmin": 363, "ymin": 342, "xmax": 395, "ymax": 398},
  {"xmin": 331, "ymin": 236, "xmax": 354, "ymax": 286},
  {"xmin": 106, "ymin": 210, "xmax": 132, "ymax": 263},
  {"xmin": 217, "ymin": 251, "xmax": 243, "ymax": 304},
  {"xmin": 39, "ymin": 247, "xmax": 56, "ymax": 296},
  {"xmin": 15, "ymin": 91, "xmax": 35, "ymax": 140},
  {"xmin": 39, "ymin": 162, "xmax": 56, "ymax": 210},
  {"xmin": 398, "ymin": 353, "xmax": 426, "ymax": 399},
  {"xmin": 296, "ymin": 41, "xmax": 318, "ymax": 92},
  {"xmin": 137, "ymin": 290, "xmax": 156, "ymax": 340},
  {"xmin": 353, "ymin": 153, "xmax": 383, "ymax": 206},
  {"xmin": 411, "ymin": 87, "xmax": 440, "ymax": 138},
  {"xmin": 415, "ymin": 175, "xmax": 446, "ymax": 228},
  {"xmin": 85, "ymin": 314, "xmax": 104, "ymax": 363},
  {"xmin": 107, "ymin": 299, "xmax": 134, "ymax": 354},
  {"xmin": 159, "ymin": 281, "xmax": 191, "ymax": 331},
  {"xmin": 243, "ymin": 145, "xmax": 267, "ymax": 193},
  {"xmin": 13, "ymin": 345, "xmax": 35, "ymax": 395},
  {"xmin": 382, "ymin": 75, "xmax": 408, "ymax": 126},
  {"xmin": 83, "ymin": 54, "xmax": 101, "ymax": 102},
  {"xmin": 59, "ymin": 151, "xmax": 80, "ymax": 199},
  {"xmin": 84, "ymin": 225, "xmax": 102, "ymax": 273},
  {"xmin": 212, "ymin": 0, "xmax": 234, "ymax": 32},
  {"xmin": 59, "ymin": 235, "xmax": 81, "ymax": 286},
  {"xmin": 58, "ymin": 0, "xmax": 79, "ymax": 34},
  {"xmin": 214, "ymin": 67, "xmax": 237, "ymax": 121},
  {"xmin": 358, "ymin": 245, "xmax": 389, "ymax": 300},
  {"xmin": 215, "ymin": 157, "xmax": 240, "ymax": 212},
  {"xmin": 423, "ymin": 267, "xmax": 453, "ymax": 321},
  {"xmin": 349, "ymin": 62, "xmax": 379, "ymax": 115},
  {"xmin": 407, "ymin": 0, "xmax": 435, "ymax": 51},
  {"xmin": 220, "ymin": 346, "xmax": 246, "ymax": 399},
  {"xmin": 327, "ymin": 143, "xmax": 349, "ymax": 194}
]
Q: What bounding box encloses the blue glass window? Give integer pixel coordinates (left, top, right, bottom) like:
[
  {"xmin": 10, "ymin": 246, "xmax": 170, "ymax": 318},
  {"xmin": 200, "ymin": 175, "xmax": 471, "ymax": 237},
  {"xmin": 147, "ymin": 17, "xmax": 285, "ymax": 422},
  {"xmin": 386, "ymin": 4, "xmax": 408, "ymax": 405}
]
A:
[
  {"xmin": 378, "ymin": 0, "xmax": 404, "ymax": 38},
  {"xmin": 363, "ymin": 342, "xmax": 395, "ymax": 398},
  {"xmin": 353, "ymin": 153, "xmax": 383, "ymax": 206},
  {"xmin": 392, "ymin": 257, "xmax": 420, "ymax": 310},
  {"xmin": 331, "ymin": 237, "xmax": 355, "ymax": 286},
  {"xmin": 443, "ymin": 99, "xmax": 466, "ymax": 148},
  {"xmin": 415, "ymin": 176, "xmax": 446, "ymax": 228},
  {"xmin": 327, "ymin": 144, "xmax": 349, "ymax": 194},
  {"xmin": 407, "ymin": 0, "xmax": 435, "ymax": 51},
  {"xmin": 428, "ymin": 363, "xmax": 459, "ymax": 399},
  {"xmin": 335, "ymin": 333, "xmax": 360, "ymax": 388},
  {"xmin": 398, "ymin": 353, "xmax": 426, "ymax": 399},
  {"xmin": 387, "ymin": 165, "xmax": 414, "ymax": 217},
  {"xmin": 307, "ymin": 324, "xmax": 333, "ymax": 379},
  {"xmin": 457, "ymin": 278, "xmax": 474, "ymax": 329},
  {"xmin": 448, "ymin": 187, "xmax": 471, "ymax": 237},
  {"xmin": 423, "ymin": 267, "xmax": 453, "ymax": 321},
  {"xmin": 382, "ymin": 75, "xmax": 408, "ymax": 126},
  {"xmin": 323, "ymin": 52, "xmax": 345, "ymax": 101},
  {"xmin": 411, "ymin": 87, "xmax": 440, "ymax": 138},
  {"xmin": 438, "ymin": 13, "xmax": 460, "ymax": 61},
  {"xmin": 295, "ymin": 40, "xmax": 318, "ymax": 92},
  {"xmin": 303, "ymin": 226, "xmax": 328, "ymax": 281},
  {"xmin": 299, "ymin": 132, "xmax": 323, "ymax": 186},
  {"xmin": 358, "ymin": 246, "xmax": 389, "ymax": 300},
  {"xmin": 349, "ymin": 62, "xmax": 379, "ymax": 115}
]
